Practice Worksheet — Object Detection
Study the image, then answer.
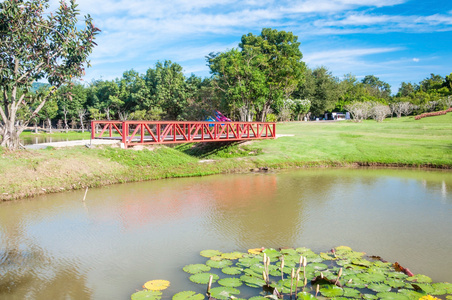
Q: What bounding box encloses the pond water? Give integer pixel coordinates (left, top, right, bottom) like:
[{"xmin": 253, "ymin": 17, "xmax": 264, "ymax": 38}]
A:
[
  {"xmin": 20, "ymin": 135, "xmax": 89, "ymax": 145},
  {"xmin": 0, "ymin": 168, "xmax": 451, "ymax": 299}
]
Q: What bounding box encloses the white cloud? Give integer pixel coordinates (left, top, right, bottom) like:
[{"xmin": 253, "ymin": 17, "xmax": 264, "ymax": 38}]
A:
[{"xmin": 413, "ymin": 58, "xmax": 420, "ymax": 62}]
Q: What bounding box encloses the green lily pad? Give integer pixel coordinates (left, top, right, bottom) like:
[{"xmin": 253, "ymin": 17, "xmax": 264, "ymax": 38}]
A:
[
  {"xmin": 406, "ymin": 274, "xmax": 432, "ymax": 283},
  {"xmin": 268, "ymin": 281, "xmax": 291, "ymax": 294},
  {"xmin": 431, "ymin": 282, "xmax": 452, "ymax": 295},
  {"xmin": 320, "ymin": 252, "xmax": 336, "ymax": 260},
  {"xmin": 262, "ymin": 248, "xmax": 280, "ymax": 259},
  {"xmin": 206, "ymin": 259, "xmax": 232, "ymax": 268},
  {"xmin": 296, "ymin": 292, "xmax": 318, "ymax": 300},
  {"xmin": 189, "ymin": 273, "xmax": 219, "ymax": 284},
  {"xmin": 362, "ymin": 294, "xmax": 378, "ymax": 300},
  {"xmin": 446, "ymin": 296, "xmax": 452, "ymax": 300},
  {"xmin": 210, "ymin": 255, "xmax": 223, "ymax": 261},
  {"xmin": 320, "ymin": 286, "xmax": 343, "ymax": 297},
  {"xmin": 183, "ymin": 264, "xmax": 211, "ymax": 274},
  {"xmin": 376, "ymin": 292, "xmax": 410, "ymax": 300},
  {"xmin": 309, "ymin": 262, "xmax": 328, "ymax": 270},
  {"xmin": 384, "ymin": 278, "xmax": 407, "ymax": 288},
  {"xmin": 239, "ymin": 275, "xmax": 266, "ymax": 288},
  {"xmin": 387, "ymin": 272, "xmax": 409, "ymax": 280},
  {"xmin": 221, "ymin": 252, "xmax": 245, "ymax": 260},
  {"xmin": 345, "ymin": 277, "xmax": 366, "ymax": 289},
  {"xmin": 343, "ymin": 287, "xmax": 361, "ymax": 298},
  {"xmin": 243, "ymin": 268, "xmax": 262, "ymax": 278},
  {"xmin": 352, "ymin": 259, "xmax": 372, "ymax": 267},
  {"xmin": 357, "ymin": 272, "xmax": 386, "ymax": 283},
  {"xmin": 200, "ymin": 250, "xmax": 222, "ymax": 258},
  {"xmin": 222, "ymin": 267, "xmax": 243, "ymax": 275},
  {"xmin": 412, "ymin": 283, "xmax": 434, "ymax": 294},
  {"xmin": 281, "ymin": 249, "xmax": 298, "ymax": 256},
  {"xmin": 398, "ymin": 288, "xmax": 427, "ymax": 299},
  {"xmin": 172, "ymin": 291, "xmax": 204, "ymax": 300},
  {"xmin": 208, "ymin": 287, "xmax": 240, "ymax": 300},
  {"xmin": 368, "ymin": 283, "xmax": 392, "ymax": 293},
  {"xmin": 131, "ymin": 290, "xmax": 162, "ymax": 300},
  {"xmin": 218, "ymin": 277, "xmax": 243, "ymax": 287},
  {"xmin": 237, "ymin": 257, "xmax": 260, "ymax": 267}
]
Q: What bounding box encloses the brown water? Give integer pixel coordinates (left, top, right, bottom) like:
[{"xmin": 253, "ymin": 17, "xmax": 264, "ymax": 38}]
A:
[
  {"xmin": 21, "ymin": 135, "xmax": 89, "ymax": 145},
  {"xmin": 0, "ymin": 168, "xmax": 451, "ymax": 299}
]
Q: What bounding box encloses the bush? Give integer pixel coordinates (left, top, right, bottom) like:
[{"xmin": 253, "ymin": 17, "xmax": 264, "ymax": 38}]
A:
[
  {"xmin": 266, "ymin": 113, "xmax": 277, "ymax": 122},
  {"xmin": 415, "ymin": 107, "xmax": 452, "ymax": 120}
]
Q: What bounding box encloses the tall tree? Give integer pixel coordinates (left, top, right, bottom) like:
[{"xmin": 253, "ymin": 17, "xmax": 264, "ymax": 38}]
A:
[
  {"xmin": 361, "ymin": 75, "xmax": 391, "ymax": 100},
  {"xmin": 0, "ymin": 0, "xmax": 99, "ymax": 149}
]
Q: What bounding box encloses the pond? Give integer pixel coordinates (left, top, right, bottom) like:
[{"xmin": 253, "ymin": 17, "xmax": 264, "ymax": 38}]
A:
[
  {"xmin": 20, "ymin": 135, "xmax": 89, "ymax": 145},
  {"xmin": 0, "ymin": 168, "xmax": 451, "ymax": 299}
]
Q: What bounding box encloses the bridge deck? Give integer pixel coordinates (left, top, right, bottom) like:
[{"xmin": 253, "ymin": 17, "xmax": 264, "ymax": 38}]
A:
[{"xmin": 91, "ymin": 121, "xmax": 276, "ymax": 148}]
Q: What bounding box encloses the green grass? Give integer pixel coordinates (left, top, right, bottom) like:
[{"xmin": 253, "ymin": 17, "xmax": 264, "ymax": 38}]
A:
[{"xmin": 2, "ymin": 114, "xmax": 451, "ymax": 200}]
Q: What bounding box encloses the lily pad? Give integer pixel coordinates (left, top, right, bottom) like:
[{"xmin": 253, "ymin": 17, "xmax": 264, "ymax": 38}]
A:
[
  {"xmin": 398, "ymin": 288, "xmax": 427, "ymax": 299},
  {"xmin": 368, "ymin": 283, "xmax": 392, "ymax": 293},
  {"xmin": 376, "ymin": 292, "xmax": 410, "ymax": 300},
  {"xmin": 345, "ymin": 277, "xmax": 366, "ymax": 289},
  {"xmin": 222, "ymin": 267, "xmax": 243, "ymax": 275},
  {"xmin": 320, "ymin": 286, "xmax": 344, "ymax": 297},
  {"xmin": 309, "ymin": 262, "xmax": 328, "ymax": 270},
  {"xmin": 248, "ymin": 248, "xmax": 262, "ymax": 255},
  {"xmin": 206, "ymin": 259, "xmax": 232, "ymax": 268},
  {"xmin": 143, "ymin": 280, "xmax": 170, "ymax": 291},
  {"xmin": 385, "ymin": 278, "xmax": 407, "ymax": 288},
  {"xmin": 320, "ymin": 252, "xmax": 336, "ymax": 260},
  {"xmin": 132, "ymin": 290, "xmax": 162, "ymax": 300},
  {"xmin": 183, "ymin": 264, "xmax": 211, "ymax": 274},
  {"xmin": 343, "ymin": 287, "xmax": 361, "ymax": 298},
  {"xmin": 200, "ymin": 250, "xmax": 222, "ymax": 258},
  {"xmin": 210, "ymin": 255, "xmax": 223, "ymax": 261},
  {"xmin": 412, "ymin": 283, "xmax": 435, "ymax": 294},
  {"xmin": 221, "ymin": 252, "xmax": 245, "ymax": 260},
  {"xmin": 362, "ymin": 294, "xmax": 378, "ymax": 300},
  {"xmin": 357, "ymin": 272, "xmax": 386, "ymax": 283},
  {"xmin": 281, "ymin": 249, "xmax": 298, "ymax": 256},
  {"xmin": 248, "ymin": 297, "xmax": 267, "ymax": 300},
  {"xmin": 296, "ymin": 292, "xmax": 318, "ymax": 300},
  {"xmin": 189, "ymin": 273, "xmax": 219, "ymax": 284},
  {"xmin": 237, "ymin": 257, "xmax": 260, "ymax": 267},
  {"xmin": 239, "ymin": 275, "xmax": 266, "ymax": 288},
  {"xmin": 406, "ymin": 274, "xmax": 432, "ymax": 283},
  {"xmin": 173, "ymin": 291, "xmax": 204, "ymax": 300},
  {"xmin": 431, "ymin": 282, "xmax": 452, "ymax": 295},
  {"xmin": 352, "ymin": 259, "xmax": 372, "ymax": 267},
  {"xmin": 262, "ymin": 248, "xmax": 280, "ymax": 259},
  {"xmin": 208, "ymin": 287, "xmax": 240, "ymax": 300},
  {"xmin": 218, "ymin": 277, "xmax": 243, "ymax": 287}
]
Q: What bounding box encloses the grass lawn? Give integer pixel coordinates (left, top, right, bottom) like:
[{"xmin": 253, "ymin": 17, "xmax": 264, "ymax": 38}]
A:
[{"xmin": 1, "ymin": 114, "xmax": 451, "ymax": 200}]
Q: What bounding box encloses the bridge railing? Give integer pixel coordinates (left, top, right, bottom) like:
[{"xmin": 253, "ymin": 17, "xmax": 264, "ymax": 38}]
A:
[{"xmin": 91, "ymin": 120, "xmax": 276, "ymax": 148}]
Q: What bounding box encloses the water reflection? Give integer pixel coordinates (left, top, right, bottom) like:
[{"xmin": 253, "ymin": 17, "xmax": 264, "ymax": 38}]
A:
[{"xmin": 0, "ymin": 168, "xmax": 451, "ymax": 299}]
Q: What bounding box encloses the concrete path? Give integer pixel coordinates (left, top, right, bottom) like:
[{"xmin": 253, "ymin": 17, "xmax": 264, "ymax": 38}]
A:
[{"xmin": 25, "ymin": 139, "xmax": 120, "ymax": 150}]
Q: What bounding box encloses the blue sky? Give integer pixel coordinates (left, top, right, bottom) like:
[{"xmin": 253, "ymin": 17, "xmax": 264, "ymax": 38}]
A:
[{"xmin": 54, "ymin": 0, "xmax": 452, "ymax": 93}]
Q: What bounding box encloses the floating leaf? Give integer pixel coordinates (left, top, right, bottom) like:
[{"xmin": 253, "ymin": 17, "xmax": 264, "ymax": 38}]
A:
[
  {"xmin": 206, "ymin": 259, "xmax": 232, "ymax": 268},
  {"xmin": 143, "ymin": 280, "xmax": 170, "ymax": 291},
  {"xmin": 208, "ymin": 287, "xmax": 240, "ymax": 300},
  {"xmin": 221, "ymin": 252, "xmax": 245, "ymax": 260},
  {"xmin": 368, "ymin": 283, "xmax": 392, "ymax": 293},
  {"xmin": 335, "ymin": 246, "xmax": 353, "ymax": 252},
  {"xmin": 376, "ymin": 292, "xmax": 410, "ymax": 300},
  {"xmin": 262, "ymin": 248, "xmax": 280, "ymax": 259},
  {"xmin": 218, "ymin": 278, "xmax": 242, "ymax": 287},
  {"xmin": 200, "ymin": 250, "xmax": 222, "ymax": 258},
  {"xmin": 384, "ymin": 278, "xmax": 406, "ymax": 288},
  {"xmin": 345, "ymin": 277, "xmax": 366, "ymax": 289},
  {"xmin": 172, "ymin": 291, "xmax": 204, "ymax": 300},
  {"xmin": 343, "ymin": 287, "xmax": 361, "ymax": 298},
  {"xmin": 352, "ymin": 259, "xmax": 372, "ymax": 267},
  {"xmin": 362, "ymin": 294, "xmax": 378, "ymax": 300},
  {"xmin": 431, "ymin": 282, "xmax": 452, "ymax": 295},
  {"xmin": 210, "ymin": 255, "xmax": 223, "ymax": 261},
  {"xmin": 406, "ymin": 274, "xmax": 432, "ymax": 283},
  {"xmin": 237, "ymin": 257, "xmax": 260, "ymax": 267},
  {"xmin": 183, "ymin": 264, "xmax": 211, "ymax": 274},
  {"xmin": 248, "ymin": 248, "xmax": 262, "ymax": 255},
  {"xmin": 281, "ymin": 249, "xmax": 298, "ymax": 256},
  {"xmin": 357, "ymin": 272, "xmax": 386, "ymax": 283},
  {"xmin": 222, "ymin": 267, "xmax": 243, "ymax": 275},
  {"xmin": 189, "ymin": 273, "xmax": 219, "ymax": 284},
  {"xmin": 412, "ymin": 283, "xmax": 435, "ymax": 294},
  {"xmin": 309, "ymin": 262, "xmax": 328, "ymax": 270},
  {"xmin": 320, "ymin": 252, "xmax": 336, "ymax": 260},
  {"xmin": 398, "ymin": 288, "xmax": 427, "ymax": 299},
  {"xmin": 320, "ymin": 286, "xmax": 343, "ymax": 297},
  {"xmin": 296, "ymin": 292, "xmax": 318, "ymax": 300},
  {"xmin": 387, "ymin": 272, "xmax": 409, "ymax": 280},
  {"xmin": 243, "ymin": 268, "xmax": 262, "ymax": 278},
  {"xmin": 240, "ymin": 275, "xmax": 266, "ymax": 288},
  {"xmin": 132, "ymin": 290, "xmax": 162, "ymax": 300}
]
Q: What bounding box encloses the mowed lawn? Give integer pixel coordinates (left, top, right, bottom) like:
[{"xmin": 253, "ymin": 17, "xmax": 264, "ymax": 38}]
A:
[{"xmin": 254, "ymin": 113, "xmax": 452, "ymax": 167}]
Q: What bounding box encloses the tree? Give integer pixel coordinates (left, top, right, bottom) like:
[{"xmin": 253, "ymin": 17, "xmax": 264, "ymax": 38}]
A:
[
  {"xmin": 362, "ymin": 75, "xmax": 391, "ymax": 100},
  {"xmin": 208, "ymin": 28, "xmax": 305, "ymax": 122},
  {"xmin": 295, "ymin": 67, "xmax": 342, "ymax": 116},
  {"xmin": 0, "ymin": 0, "xmax": 99, "ymax": 149}
]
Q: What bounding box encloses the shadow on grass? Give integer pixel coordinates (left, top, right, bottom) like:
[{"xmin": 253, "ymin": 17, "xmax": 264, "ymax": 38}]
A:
[{"xmin": 174, "ymin": 141, "xmax": 262, "ymax": 159}]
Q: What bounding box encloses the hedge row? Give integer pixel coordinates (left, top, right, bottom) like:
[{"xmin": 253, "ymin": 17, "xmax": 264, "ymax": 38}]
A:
[{"xmin": 415, "ymin": 107, "xmax": 452, "ymax": 120}]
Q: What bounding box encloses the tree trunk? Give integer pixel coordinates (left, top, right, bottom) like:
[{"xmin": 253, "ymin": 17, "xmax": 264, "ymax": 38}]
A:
[{"xmin": 47, "ymin": 118, "xmax": 52, "ymax": 134}]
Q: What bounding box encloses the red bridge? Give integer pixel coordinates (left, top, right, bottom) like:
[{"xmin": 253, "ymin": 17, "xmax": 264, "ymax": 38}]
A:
[{"xmin": 91, "ymin": 120, "xmax": 276, "ymax": 148}]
